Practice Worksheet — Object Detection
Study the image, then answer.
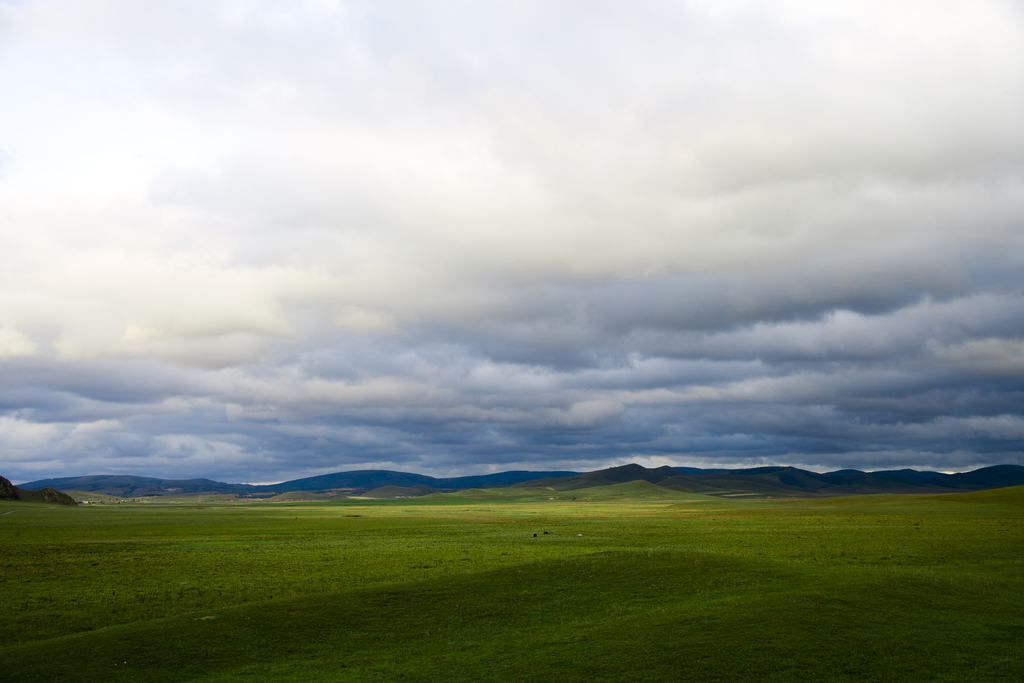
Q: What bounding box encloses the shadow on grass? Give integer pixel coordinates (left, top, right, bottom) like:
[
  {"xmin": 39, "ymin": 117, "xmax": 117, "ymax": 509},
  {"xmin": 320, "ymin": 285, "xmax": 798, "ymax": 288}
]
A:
[{"xmin": 6, "ymin": 549, "xmax": 1022, "ymax": 682}]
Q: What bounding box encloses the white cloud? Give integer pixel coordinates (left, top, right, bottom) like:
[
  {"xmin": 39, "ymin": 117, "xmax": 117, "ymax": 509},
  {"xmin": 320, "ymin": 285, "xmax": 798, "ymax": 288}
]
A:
[
  {"xmin": 0, "ymin": 327, "xmax": 37, "ymax": 357},
  {"xmin": 0, "ymin": 416, "xmax": 61, "ymax": 454}
]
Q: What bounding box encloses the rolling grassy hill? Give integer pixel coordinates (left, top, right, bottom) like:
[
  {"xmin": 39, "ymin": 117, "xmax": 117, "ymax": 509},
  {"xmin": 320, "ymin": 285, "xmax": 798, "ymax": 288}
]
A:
[
  {"xmin": 266, "ymin": 491, "xmax": 343, "ymax": 501},
  {"xmin": 361, "ymin": 485, "xmax": 438, "ymax": 498},
  {"xmin": 517, "ymin": 463, "xmax": 1024, "ymax": 497},
  {"xmin": 514, "ymin": 463, "xmax": 681, "ymax": 490},
  {"xmin": 557, "ymin": 479, "xmax": 699, "ymax": 502}
]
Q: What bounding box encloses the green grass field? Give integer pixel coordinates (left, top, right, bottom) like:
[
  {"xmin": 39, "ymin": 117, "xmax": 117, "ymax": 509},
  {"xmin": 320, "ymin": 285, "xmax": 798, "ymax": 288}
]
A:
[{"xmin": 2, "ymin": 483, "xmax": 1021, "ymax": 682}]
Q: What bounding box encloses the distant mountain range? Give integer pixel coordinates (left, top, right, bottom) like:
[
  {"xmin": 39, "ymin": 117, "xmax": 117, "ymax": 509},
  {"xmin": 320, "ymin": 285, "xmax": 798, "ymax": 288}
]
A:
[
  {"xmin": 17, "ymin": 463, "xmax": 1024, "ymax": 499},
  {"xmin": 16, "ymin": 469, "xmax": 579, "ymax": 498}
]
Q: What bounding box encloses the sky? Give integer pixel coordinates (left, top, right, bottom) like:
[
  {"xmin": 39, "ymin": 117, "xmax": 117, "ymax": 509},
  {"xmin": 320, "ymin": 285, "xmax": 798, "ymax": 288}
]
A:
[{"xmin": 1, "ymin": 0, "xmax": 1023, "ymax": 484}]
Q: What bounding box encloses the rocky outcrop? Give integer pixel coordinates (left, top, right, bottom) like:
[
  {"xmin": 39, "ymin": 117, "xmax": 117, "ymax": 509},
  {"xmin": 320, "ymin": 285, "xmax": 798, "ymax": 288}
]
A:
[
  {"xmin": 39, "ymin": 487, "xmax": 77, "ymax": 505},
  {"xmin": 1, "ymin": 475, "xmax": 77, "ymax": 505},
  {"xmin": 0, "ymin": 475, "xmax": 20, "ymax": 500}
]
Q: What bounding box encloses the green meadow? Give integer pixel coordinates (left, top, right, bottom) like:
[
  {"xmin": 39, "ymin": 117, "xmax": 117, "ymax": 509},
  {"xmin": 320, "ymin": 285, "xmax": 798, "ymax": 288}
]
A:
[{"xmin": 2, "ymin": 481, "xmax": 1022, "ymax": 682}]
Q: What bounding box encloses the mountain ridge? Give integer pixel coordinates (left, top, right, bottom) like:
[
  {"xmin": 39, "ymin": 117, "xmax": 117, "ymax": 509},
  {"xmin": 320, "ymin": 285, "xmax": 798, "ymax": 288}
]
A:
[{"xmin": 17, "ymin": 463, "xmax": 1024, "ymax": 499}]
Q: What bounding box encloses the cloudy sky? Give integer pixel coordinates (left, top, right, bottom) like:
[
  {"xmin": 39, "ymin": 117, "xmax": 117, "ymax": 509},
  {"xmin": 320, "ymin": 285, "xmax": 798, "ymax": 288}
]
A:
[{"xmin": 1, "ymin": 0, "xmax": 1023, "ymax": 484}]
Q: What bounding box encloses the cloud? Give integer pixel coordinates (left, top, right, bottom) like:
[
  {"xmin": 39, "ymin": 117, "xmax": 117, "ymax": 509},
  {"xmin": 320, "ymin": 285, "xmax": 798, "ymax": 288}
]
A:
[
  {"xmin": 0, "ymin": 416, "xmax": 62, "ymax": 456},
  {"xmin": 0, "ymin": 327, "xmax": 37, "ymax": 358},
  {"xmin": 1, "ymin": 1, "xmax": 1022, "ymax": 482}
]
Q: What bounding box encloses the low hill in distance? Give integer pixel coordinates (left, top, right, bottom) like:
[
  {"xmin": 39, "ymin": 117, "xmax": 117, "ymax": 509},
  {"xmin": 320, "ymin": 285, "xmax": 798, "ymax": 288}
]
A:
[
  {"xmin": 513, "ymin": 463, "xmax": 1024, "ymax": 498},
  {"xmin": 17, "ymin": 463, "xmax": 1024, "ymax": 500},
  {"xmin": 14, "ymin": 474, "xmax": 255, "ymax": 498},
  {"xmin": 423, "ymin": 480, "xmax": 706, "ymax": 504},
  {"xmin": 266, "ymin": 491, "xmax": 344, "ymax": 502},
  {"xmin": 248, "ymin": 469, "xmax": 581, "ymax": 495},
  {"xmin": 19, "ymin": 469, "xmax": 580, "ymax": 498}
]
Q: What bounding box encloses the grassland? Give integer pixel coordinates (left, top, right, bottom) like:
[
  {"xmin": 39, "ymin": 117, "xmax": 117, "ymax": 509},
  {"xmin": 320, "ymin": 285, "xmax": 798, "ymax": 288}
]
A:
[{"xmin": 1, "ymin": 483, "xmax": 1021, "ymax": 682}]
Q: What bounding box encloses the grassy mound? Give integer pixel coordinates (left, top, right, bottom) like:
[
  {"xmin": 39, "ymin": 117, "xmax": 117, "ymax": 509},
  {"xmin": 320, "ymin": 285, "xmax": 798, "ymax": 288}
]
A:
[
  {"xmin": 933, "ymin": 483, "xmax": 1024, "ymax": 504},
  {"xmin": 361, "ymin": 485, "xmax": 436, "ymax": 498},
  {"xmin": 266, "ymin": 491, "xmax": 337, "ymax": 501},
  {"xmin": 568, "ymin": 479, "xmax": 698, "ymax": 501}
]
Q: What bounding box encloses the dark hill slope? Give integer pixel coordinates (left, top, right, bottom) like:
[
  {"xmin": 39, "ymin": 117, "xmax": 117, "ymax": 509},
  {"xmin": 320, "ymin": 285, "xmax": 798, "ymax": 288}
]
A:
[
  {"xmin": 870, "ymin": 469, "xmax": 946, "ymax": 484},
  {"xmin": 514, "ymin": 464, "xmax": 679, "ymax": 490},
  {"xmin": 933, "ymin": 464, "xmax": 1024, "ymax": 490}
]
